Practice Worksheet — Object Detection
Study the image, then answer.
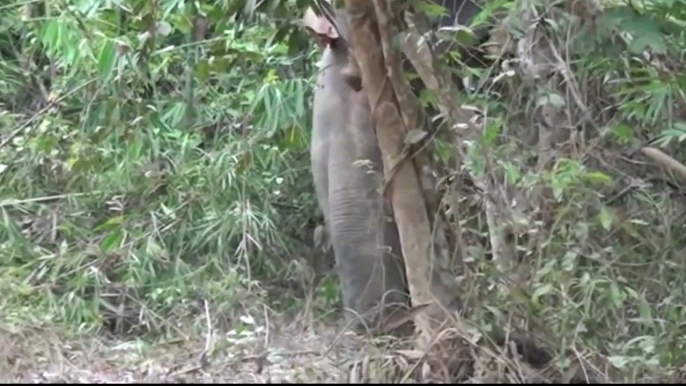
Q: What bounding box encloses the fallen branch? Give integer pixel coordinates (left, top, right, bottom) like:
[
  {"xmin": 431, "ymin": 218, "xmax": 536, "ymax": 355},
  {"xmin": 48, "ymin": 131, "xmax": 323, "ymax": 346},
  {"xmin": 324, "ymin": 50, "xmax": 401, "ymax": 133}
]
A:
[{"xmin": 640, "ymin": 147, "xmax": 686, "ymax": 182}]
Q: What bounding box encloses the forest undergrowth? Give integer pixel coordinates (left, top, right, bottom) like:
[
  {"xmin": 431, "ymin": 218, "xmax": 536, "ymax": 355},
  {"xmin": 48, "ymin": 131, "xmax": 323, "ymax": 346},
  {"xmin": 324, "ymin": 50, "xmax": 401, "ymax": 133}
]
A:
[{"xmin": 1, "ymin": 0, "xmax": 686, "ymax": 383}]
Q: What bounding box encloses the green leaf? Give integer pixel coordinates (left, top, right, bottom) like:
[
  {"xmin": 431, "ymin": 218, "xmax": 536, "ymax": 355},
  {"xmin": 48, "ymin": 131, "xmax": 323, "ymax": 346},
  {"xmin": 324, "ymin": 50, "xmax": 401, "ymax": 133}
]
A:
[
  {"xmin": 608, "ymin": 356, "xmax": 630, "ymax": 369},
  {"xmin": 482, "ymin": 121, "xmax": 501, "ymax": 145},
  {"xmin": 98, "ymin": 40, "xmax": 117, "ymax": 80},
  {"xmin": 414, "ymin": 0, "xmax": 451, "ymax": 20},
  {"xmin": 95, "ymin": 216, "xmax": 125, "ymax": 231},
  {"xmin": 637, "ymin": 295, "xmax": 654, "ymax": 327},
  {"xmin": 435, "ymin": 140, "xmax": 453, "ymax": 164},
  {"xmin": 585, "ymin": 171, "xmax": 612, "ymax": 184},
  {"xmin": 101, "ymin": 230, "xmax": 123, "ymax": 253},
  {"xmin": 628, "ymin": 34, "xmax": 666, "ymax": 55},
  {"xmin": 610, "ymin": 123, "xmax": 633, "ymax": 143},
  {"xmin": 561, "ymin": 251, "xmax": 577, "ymax": 271},
  {"xmin": 156, "ymin": 21, "xmax": 173, "ymax": 36},
  {"xmin": 145, "ymin": 240, "xmax": 166, "ymax": 259},
  {"xmin": 536, "ymin": 92, "xmax": 566, "ymax": 108},
  {"xmin": 598, "ymin": 206, "xmax": 613, "ymax": 231},
  {"xmin": 531, "ymin": 283, "xmax": 553, "ymax": 307},
  {"xmin": 196, "ymin": 59, "xmax": 210, "ymax": 81},
  {"xmin": 41, "ymin": 20, "xmax": 60, "ymax": 52},
  {"xmin": 502, "ymin": 162, "xmax": 522, "ymax": 184},
  {"xmin": 609, "ymin": 282, "xmax": 623, "ymax": 307}
]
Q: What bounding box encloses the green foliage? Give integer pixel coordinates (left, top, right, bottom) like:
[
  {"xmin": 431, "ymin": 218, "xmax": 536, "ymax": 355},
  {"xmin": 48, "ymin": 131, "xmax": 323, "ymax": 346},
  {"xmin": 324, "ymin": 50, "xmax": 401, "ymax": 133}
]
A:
[
  {"xmin": 0, "ymin": 0, "xmax": 329, "ymax": 336},
  {"xmin": 438, "ymin": 0, "xmax": 686, "ymax": 381}
]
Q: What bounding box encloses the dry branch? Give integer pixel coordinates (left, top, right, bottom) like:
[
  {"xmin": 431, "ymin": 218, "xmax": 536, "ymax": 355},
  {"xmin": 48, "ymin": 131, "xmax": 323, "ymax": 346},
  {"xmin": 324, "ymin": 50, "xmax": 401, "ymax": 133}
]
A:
[
  {"xmin": 640, "ymin": 147, "xmax": 686, "ymax": 183},
  {"xmin": 399, "ymin": 25, "xmax": 477, "ymax": 137}
]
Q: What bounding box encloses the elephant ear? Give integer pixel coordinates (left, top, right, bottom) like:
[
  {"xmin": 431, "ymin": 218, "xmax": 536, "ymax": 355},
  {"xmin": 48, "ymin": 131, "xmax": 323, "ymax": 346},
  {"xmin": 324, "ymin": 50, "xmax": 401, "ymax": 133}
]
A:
[{"xmin": 302, "ymin": 7, "xmax": 339, "ymax": 47}]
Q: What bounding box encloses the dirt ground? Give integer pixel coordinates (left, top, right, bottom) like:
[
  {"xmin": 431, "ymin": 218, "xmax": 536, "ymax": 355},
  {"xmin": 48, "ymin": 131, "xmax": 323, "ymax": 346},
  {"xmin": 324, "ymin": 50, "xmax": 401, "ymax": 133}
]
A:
[
  {"xmin": 1, "ymin": 314, "xmax": 568, "ymax": 384},
  {"xmin": 2, "ymin": 299, "xmax": 590, "ymax": 384},
  {"xmin": 0, "ymin": 317, "xmax": 370, "ymax": 383}
]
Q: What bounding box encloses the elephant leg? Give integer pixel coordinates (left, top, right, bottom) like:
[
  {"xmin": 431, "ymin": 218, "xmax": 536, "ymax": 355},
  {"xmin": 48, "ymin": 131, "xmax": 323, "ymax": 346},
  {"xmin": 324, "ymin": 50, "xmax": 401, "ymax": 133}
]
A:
[
  {"xmin": 325, "ymin": 95, "xmax": 408, "ymax": 321},
  {"xmin": 327, "ymin": 158, "xmax": 408, "ymax": 320}
]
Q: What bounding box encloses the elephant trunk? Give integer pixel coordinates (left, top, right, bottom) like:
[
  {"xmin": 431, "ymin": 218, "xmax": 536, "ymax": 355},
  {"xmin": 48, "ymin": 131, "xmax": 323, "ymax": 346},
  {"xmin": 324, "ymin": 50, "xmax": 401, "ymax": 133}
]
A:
[{"xmin": 327, "ymin": 184, "xmax": 408, "ymax": 317}]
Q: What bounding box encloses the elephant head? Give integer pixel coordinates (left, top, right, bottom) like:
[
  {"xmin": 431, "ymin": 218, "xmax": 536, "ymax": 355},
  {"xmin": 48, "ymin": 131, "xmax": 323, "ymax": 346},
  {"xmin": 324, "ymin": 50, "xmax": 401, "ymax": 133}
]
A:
[
  {"xmin": 302, "ymin": 0, "xmax": 490, "ymax": 92},
  {"xmin": 302, "ymin": 6, "xmax": 363, "ymax": 91}
]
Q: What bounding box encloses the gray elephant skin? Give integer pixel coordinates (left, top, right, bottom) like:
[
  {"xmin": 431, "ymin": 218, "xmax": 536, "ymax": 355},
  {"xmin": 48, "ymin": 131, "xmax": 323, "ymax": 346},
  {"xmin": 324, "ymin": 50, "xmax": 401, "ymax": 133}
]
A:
[
  {"xmin": 307, "ymin": 1, "xmax": 486, "ymax": 323},
  {"xmin": 311, "ymin": 38, "xmax": 409, "ymax": 320}
]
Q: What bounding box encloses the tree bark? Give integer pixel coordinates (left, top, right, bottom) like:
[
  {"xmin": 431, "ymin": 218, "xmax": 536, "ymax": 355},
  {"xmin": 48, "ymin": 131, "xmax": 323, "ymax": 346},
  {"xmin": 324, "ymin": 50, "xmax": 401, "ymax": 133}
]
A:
[{"xmin": 343, "ymin": 0, "xmax": 459, "ymax": 342}]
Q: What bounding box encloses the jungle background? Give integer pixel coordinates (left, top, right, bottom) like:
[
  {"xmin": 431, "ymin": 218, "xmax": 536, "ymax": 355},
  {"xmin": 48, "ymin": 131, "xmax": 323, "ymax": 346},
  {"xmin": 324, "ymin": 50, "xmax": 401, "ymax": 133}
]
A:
[{"xmin": 1, "ymin": 0, "xmax": 685, "ymax": 382}]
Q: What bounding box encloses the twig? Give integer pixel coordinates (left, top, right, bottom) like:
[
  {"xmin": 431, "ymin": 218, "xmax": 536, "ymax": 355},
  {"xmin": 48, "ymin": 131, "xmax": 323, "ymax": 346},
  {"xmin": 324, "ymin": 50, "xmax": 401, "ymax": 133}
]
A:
[
  {"xmin": 198, "ymin": 299, "xmax": 212, "ymax": 370},
  {"xmin": 640, "ymin": 147, "xmax": 686, "ymax": 182},
  {"xmin": 0, "ymin": 193, "xmax": 94, "ymax": 208},
  {"xmin": 320, "ymin": 319, "xmax": 356, "ymax": 359}
]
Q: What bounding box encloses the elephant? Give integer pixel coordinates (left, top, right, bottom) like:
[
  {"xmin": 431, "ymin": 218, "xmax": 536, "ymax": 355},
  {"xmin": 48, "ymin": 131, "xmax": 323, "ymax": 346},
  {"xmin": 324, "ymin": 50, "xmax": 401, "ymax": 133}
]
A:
[
  {"xmin": 310, "ymin": 32, "xmax": 410, "ymax": 322},
  {"xmin": 303, "ymin": 0, "xmax": 488, "ymax": 325}
]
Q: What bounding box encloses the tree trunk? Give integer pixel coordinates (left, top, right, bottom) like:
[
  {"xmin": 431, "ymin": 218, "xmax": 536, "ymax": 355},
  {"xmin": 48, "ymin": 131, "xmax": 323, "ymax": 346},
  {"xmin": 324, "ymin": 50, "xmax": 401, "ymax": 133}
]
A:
[{"xmin": 343, "ymin": 0, "xmax": 459, "ymax": 343}]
